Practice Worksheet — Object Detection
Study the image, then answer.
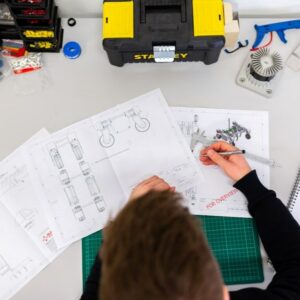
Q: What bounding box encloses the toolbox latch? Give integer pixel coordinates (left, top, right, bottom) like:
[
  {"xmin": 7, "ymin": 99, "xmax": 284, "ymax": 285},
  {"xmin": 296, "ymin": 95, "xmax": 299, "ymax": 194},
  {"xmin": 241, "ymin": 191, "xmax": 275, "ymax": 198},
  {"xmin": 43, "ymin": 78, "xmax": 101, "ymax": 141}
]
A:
[{"xmin": 153, "ymin": 46, "xmax": 176, "ymax": 62}]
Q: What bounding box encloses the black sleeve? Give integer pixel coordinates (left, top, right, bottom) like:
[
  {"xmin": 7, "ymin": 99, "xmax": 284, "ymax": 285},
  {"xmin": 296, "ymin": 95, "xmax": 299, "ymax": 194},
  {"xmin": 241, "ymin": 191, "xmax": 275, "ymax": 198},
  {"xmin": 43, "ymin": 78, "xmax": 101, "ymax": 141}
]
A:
[
  {"xmin": 80, "ymin": 255, "xmax": 102, "ymax": 300},
  {"xmin": 230, "ymin": 170, "xmax": 300, "ymax": 300},
  {"xmin": 81, "ymin": 171, "xmax": 300, "ymax": 300}
]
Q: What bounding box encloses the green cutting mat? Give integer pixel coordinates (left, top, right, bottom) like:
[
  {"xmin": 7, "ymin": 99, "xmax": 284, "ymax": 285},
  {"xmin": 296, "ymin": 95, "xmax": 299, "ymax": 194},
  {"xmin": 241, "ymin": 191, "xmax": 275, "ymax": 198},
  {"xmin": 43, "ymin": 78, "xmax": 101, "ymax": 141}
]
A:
[{"xmin": 82, "ymin": 216, "xmax": 264, "ymax": 286}]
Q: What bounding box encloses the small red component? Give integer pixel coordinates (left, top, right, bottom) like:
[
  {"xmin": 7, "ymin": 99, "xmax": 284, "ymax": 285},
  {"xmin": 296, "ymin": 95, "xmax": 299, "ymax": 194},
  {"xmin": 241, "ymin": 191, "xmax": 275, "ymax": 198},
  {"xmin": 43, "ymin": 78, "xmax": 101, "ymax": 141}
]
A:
[
  {"xmin": 17, "ymin": 0, "xmax": 43, "ymax": 3},
  {"xmin": 28, "ymin": 19, "xmax": 40, "ymax": 24},
  {"xmin": 22, "ymin": 8, "xmax": 46, "ymax": 15}
]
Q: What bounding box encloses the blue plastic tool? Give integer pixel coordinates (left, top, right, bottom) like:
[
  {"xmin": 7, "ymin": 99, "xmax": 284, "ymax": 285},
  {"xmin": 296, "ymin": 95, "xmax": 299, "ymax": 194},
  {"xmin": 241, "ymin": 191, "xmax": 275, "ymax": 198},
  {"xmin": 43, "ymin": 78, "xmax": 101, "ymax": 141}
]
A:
[
  {"xmin": 63, "ymin": 41, "xmax": 81, "ymax": 59},
  {"xmin": 253, "ymin": 20, "xmax": 300, "ymax": 49}
]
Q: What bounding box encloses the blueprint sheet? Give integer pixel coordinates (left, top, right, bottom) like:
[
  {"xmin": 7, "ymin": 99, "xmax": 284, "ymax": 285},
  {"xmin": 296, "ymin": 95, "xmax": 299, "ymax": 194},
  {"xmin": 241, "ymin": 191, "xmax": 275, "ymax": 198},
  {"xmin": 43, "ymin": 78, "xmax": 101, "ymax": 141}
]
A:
[
  {"xmin": 173, "ymin": 107, "xmax": 270, "ymax": 218},
  {"xmin": 26, "ymin": 90, "xmax": 204, "ymax": 248},
  {"xmin": 0, "ymin": 129, "xmax": 62, "ymax": 300}
]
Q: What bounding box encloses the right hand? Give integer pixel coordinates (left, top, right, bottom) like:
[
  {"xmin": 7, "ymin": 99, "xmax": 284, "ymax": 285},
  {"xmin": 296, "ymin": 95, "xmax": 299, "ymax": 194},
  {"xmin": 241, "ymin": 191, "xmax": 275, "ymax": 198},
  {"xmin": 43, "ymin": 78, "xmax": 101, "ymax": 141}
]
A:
[{"xmin": 200, "ymin": 141, "xmax": 252, "ymax": 182}]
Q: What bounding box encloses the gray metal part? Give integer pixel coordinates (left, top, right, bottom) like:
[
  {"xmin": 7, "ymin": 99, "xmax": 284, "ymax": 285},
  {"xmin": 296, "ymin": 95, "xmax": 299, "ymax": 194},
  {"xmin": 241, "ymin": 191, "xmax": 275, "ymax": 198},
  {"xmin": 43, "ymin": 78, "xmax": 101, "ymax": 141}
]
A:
[
  {"xmin": 236, "ymin": 51, "xmax": 283, "ymax": 98},
  {"xmin": 153, "ymin": 46, "xmax": 176, "ymax": 63}
]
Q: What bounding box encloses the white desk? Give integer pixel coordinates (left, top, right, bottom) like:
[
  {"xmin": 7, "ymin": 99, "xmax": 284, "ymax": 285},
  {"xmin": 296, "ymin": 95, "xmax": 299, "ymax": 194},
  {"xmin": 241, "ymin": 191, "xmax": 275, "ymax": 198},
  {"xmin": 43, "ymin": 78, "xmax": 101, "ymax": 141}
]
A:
[{"xmin": 1, "ymin": 17, "xmax": 299, "ymax": 300}]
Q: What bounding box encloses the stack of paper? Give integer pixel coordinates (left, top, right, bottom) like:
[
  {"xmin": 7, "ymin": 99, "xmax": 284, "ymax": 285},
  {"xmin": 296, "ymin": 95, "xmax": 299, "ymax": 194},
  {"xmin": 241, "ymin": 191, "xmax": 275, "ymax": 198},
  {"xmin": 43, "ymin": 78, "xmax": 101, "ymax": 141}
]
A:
[
  {"xmin": 25, "ymin": 90, "xmax": 204, "ymax": 248},
  {"xmin": 173, "ymin": 107, "xmax": 269, "ymax": 218},
  {"xmin": 0, "ymin": 130, "xmax": 63, "ymax": 300},
  {"xmin": 0, "ymin": 89, "xmax": 204, "ymax": 299},
  {"xmin": 0, "ymin": 89, "xmax": 269, "ymax": 299}
]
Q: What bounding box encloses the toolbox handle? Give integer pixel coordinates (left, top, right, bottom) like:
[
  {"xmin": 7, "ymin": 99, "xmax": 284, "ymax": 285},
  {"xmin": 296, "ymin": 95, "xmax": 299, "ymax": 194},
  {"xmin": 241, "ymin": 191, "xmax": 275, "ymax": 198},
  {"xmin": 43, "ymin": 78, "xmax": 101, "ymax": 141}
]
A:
[{"xmin": 140, "ymin": 0, "xmax": 187, "ymax": 24}]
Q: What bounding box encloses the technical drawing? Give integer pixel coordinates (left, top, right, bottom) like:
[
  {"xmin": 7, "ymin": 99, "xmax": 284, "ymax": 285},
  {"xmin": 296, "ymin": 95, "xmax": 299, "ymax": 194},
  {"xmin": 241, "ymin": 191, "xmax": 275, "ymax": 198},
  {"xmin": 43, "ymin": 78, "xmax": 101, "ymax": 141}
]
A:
[
  {"xmin": 15, "ymin": 209, "xmax": 36, "ymax": 230},
  {"xmin": 159, "ymin": 163, "xmax": 196, "ymax": 190},
  {"xmin": 40, "ymin": 229, "xmax": 57, "ymax": 252},
  {"xmin": 97, "ymin": 107, "xmax": 150, "ymax": 148},
  {"xmin": 68, "ymin": 134, "xmax": 83, "ymax": 160},
  {"xmin": 64, "ymin": 186, "xmax": 86, "ymax": 222},
  {"xmin": 190, "ymin": 129, "xmax": 214, "ymax": 152},
  {"xmin": 59, "ymin": 170, "xmax": 70, "ymax": 185},
  {"xmin": 0, "ymin": 256, "xmax": 33, "ymax": 280},
  {"xmin": 79, "ymin": 161, "xmax": 91, "ymax": 176},
  {"xmin": 48, "ymin": 144, "xmax": 64, "ymax": 169},
  {"xmin": 44, "ymin": 237, "xmax": 57, "ymax": 253},
  {"xmin": 179, "ymin": 114, "xmax": 200, "ymax": 137},
  {"xmin": 72, "ymin": 206, "xmax": 85, "ymax": 222},
  {"xmin": 126, "ymin": 108, "xmax": 150, "ymax": 132},
  {"xmin": 85, "ymin": 176, "xmax": 100, "ymax": 196},
  {"xmin": 11, "ymin": 258, "xmax": 33, "ymax": 280},
  {"xmin": 184, "ymin": 186, "xmax": 197, "ymax": 207},
  {"xmin": 85, "ymin": 176, "xmax": 106, "ymax": 212},
  {"xmin": 94, "ymin": 196, "xmax": 106, "ymax": 212},
  {"xmin": 64, "ymin": 185, "xmax": 79, "ymax": 206},
  {"xmin": 98, "ymin": 120, "xmax": 115, "ymax": 148},
  {"xmin": 214, "ymin": 119, "xmax": 251, "ymax": 146},
  {"xmin": 0, "ymin": 167, "xmax": 27, "ymax": 194},
  {"xmin": 0, "ymin": 255, "xmax": 10, "ymax": 276},
  {"xmin": 178, "ymin": 114, "xmax": 214, "ymax": 151}
]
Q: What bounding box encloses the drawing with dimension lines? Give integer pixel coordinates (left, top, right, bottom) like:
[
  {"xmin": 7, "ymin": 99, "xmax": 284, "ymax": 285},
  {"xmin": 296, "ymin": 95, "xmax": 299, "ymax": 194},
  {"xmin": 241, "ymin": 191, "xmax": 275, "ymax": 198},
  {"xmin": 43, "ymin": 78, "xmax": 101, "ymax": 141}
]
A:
[
  {"xmin": 46, "ymin": 132, "xmax": 107, "ymax": 226},
  {"xmin": 214, "ymin": 118, "xmax": 251, "ymax": 146},
  {"xmin": 0, "ymin": 200, "xmax": 49, "ymax": 300},
  {"xmin": 172, "ymin": 107, "xmax": 269, "ymax": 218},
  {"xmin": 26, "ymin": 90, "xmax": 204, "ymax": 248},
  {"xmin": 0, "ymin": 129, "xmax": 63, "ymax": 300},
  {"xmin": 96, "ymin": 107, "xmax": 150, "ymax": 148}
]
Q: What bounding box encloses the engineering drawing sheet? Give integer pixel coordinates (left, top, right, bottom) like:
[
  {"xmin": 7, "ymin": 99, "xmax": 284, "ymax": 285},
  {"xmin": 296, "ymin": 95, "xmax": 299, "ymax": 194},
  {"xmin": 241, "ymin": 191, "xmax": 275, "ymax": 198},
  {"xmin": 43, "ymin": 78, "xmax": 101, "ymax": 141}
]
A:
[
  {"xmin": 0, "ymin": 129, "xmax": 63, "ymax": 300},
  {"xmin": 26, "ymin": 90, "xmax": 205, "ymax": 248},
  {"xmin": 172, "ymin": 107, "xmax": 270, "ymax": 218},
  {"xmin": 0, "ymin": 203, "xmax": 47, "ymax": 300}
]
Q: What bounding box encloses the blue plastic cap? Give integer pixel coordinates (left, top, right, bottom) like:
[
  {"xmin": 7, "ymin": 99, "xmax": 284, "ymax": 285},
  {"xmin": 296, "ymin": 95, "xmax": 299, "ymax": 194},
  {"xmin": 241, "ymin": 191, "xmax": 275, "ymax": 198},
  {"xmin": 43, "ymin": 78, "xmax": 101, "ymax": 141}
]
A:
[{"xmin": 63, "ymin": 41, "xmax": 82, "ymax": 59}]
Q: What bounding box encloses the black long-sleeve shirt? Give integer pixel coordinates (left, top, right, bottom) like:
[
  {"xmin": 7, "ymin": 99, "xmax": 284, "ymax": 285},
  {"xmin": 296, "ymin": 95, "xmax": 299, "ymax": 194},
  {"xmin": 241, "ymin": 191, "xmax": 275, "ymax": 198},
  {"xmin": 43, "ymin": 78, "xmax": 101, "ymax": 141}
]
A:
[{"xmin": 81, "ymin": 170, "xmax": 300, "ymax": 300}]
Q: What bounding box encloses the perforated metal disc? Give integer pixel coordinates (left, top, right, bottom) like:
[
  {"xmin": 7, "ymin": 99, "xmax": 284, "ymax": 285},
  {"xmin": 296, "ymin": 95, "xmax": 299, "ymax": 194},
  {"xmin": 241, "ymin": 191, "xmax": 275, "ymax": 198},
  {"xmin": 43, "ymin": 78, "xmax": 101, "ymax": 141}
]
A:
[{"xmin": 251, "ymin": 48, "xmax": 283, "ymax": 78}]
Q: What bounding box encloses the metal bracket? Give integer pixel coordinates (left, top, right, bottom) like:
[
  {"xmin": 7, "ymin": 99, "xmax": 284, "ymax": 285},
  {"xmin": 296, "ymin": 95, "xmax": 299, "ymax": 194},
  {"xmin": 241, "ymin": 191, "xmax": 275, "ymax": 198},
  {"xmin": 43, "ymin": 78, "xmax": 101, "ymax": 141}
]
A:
[{"xmin": 153, "ymin": 46, "xmax": 176, "ymax": 63}]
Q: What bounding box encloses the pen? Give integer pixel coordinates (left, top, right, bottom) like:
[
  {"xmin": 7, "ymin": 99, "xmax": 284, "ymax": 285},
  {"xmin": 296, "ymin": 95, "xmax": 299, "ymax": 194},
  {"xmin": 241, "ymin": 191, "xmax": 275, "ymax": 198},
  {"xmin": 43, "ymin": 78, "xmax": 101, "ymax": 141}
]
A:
[{"xmin": 201, "ymin": 150, "xmax": 246, "ymax": 157}]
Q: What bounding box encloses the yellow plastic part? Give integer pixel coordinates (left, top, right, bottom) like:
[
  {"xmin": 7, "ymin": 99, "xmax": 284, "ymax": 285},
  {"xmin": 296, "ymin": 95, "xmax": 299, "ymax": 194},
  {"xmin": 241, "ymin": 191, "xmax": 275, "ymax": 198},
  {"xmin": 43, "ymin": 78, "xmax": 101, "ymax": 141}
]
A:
[
  {"xmin": 103, "ymin": 1, "xmax": 134, "ymax": 39},
  {"xmin": 29, "ymin": 41, "xmax": 54, "ymax": 49},
  {"xmin": 23, "ymin": 30, "xmax": 54, "ymax": 38},
  {"xmin": 193, "ymin": 0, "xmax": 225, "ymax": 36}
]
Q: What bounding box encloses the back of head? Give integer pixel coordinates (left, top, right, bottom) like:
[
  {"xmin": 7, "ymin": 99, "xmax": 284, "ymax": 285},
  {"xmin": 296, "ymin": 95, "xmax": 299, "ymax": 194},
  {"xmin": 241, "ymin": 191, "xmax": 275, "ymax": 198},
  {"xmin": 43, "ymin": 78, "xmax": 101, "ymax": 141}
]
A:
[{"xmin": 101, "ymin": 191, "xmax": 224, "ymax": 300}]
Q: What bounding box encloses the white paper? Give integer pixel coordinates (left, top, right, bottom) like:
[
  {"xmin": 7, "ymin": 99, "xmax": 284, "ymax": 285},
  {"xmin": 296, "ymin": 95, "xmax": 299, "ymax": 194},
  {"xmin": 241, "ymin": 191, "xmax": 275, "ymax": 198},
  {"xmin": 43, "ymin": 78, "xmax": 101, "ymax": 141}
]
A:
[
  {"xmin": 173, "ymin": 107, "xmax": 270, "ymax": 218},
  {"xmin": 0, "ymin": 129, "xmax": 62, "ymax": 300},
  {"xmin": 0, "ymin": 129, "xmax": 61, "ymax": 258},
  {"xmin": 26, "ymin": 90, "xmax": 204, "ymax": 248},
  {"xmin": 0, "ymin": 202, "xmax": 48, "ymax": 300}
]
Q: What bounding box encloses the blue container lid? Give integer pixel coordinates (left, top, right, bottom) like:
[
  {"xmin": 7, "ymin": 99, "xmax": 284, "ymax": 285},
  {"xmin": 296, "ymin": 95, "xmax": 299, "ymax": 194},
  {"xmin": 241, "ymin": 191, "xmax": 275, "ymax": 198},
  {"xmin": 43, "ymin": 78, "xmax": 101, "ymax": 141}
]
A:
[{"xmin": 63, "ymin": 41, "xmax": 81, "ymax": 59}]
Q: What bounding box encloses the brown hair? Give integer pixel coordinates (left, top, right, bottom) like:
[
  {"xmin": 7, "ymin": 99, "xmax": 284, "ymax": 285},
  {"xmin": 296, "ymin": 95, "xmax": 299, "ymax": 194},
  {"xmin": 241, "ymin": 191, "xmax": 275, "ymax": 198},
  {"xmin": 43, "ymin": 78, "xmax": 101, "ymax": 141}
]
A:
[{"xmin": 100, "ymin": 191, "xmax": 224, "ymax": 300}]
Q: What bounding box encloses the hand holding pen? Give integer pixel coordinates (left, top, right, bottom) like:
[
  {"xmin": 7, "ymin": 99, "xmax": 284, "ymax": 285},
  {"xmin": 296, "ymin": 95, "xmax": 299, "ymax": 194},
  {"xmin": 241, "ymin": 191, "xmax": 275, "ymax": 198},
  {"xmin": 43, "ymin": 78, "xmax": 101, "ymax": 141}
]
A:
[{"xmin": 200, "ymin": 141, "xmax": 252, "ymax": 182}]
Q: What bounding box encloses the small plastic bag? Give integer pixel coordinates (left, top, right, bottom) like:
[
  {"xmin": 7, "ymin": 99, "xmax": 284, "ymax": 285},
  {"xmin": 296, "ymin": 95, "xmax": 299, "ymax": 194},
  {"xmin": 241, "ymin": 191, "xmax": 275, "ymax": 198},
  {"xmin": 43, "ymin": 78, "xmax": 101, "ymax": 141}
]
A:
[
  {"xmin": 1, "ymin": 39, "xmax": 42, "ymax": 74},
  {"xmin": 8, "ymin": 52, "xmax": 43, "ymax": 75},
  {"xmin": 12, "ymin": 66, "xmax": 51, "ymax": 95}
]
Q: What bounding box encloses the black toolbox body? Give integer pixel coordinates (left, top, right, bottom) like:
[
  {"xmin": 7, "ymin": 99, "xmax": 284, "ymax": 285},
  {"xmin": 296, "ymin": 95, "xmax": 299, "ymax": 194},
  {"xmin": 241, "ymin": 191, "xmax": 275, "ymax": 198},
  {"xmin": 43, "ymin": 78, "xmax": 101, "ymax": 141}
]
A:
[{"xmin": 103, "ymin": 0, "xmax": 225, "ymax": 67}]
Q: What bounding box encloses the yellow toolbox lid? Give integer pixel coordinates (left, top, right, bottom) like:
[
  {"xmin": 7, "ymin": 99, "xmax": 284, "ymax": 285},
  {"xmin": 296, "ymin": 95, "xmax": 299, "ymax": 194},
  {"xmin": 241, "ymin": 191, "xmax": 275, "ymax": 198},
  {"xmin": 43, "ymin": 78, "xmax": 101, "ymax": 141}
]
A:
[
  {"xmin": 193, "ymin": 0, "xmax": 225, "ymax": 37},
  {"xmin": 103, "ymin": 1, "xmax": 134, "ymax": 39}
]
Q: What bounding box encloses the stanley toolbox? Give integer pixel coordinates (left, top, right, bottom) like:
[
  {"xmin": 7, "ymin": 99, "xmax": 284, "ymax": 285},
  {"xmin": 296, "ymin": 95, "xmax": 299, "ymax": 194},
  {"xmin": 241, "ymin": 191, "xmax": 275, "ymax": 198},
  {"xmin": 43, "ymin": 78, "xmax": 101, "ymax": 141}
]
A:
[{"xmin": 102, "ymin": 0, "xmax": 226, "ymax": 67}]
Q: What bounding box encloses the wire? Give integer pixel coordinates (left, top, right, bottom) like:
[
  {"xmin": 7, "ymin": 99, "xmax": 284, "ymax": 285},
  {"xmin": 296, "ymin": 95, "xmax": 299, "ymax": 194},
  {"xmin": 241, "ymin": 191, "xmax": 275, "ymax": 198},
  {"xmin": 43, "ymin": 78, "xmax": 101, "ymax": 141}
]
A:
[
  {"xmin": 250, "ymin": 32, "xmax": 273, "ymax": 52},
  {"xmin": 224, "ymin": 40, "xmax": 249, "ymax": 54}
]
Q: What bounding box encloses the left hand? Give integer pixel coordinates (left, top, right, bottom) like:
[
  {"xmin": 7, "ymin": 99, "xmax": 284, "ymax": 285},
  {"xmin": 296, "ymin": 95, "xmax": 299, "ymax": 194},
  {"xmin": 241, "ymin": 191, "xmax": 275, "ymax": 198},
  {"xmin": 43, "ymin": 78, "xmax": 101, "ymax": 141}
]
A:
[{"xmin": 129, "ymin": 176, "xmax": 175, "ymax": 201}]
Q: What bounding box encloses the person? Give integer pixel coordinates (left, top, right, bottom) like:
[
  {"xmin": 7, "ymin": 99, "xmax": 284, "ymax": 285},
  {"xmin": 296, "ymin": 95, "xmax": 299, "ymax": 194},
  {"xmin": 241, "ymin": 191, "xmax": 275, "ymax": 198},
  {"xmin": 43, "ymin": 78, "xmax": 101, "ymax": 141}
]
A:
[{"xmin": 81, "ymin": 141, "xmax": 300, "ymax": 300}]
